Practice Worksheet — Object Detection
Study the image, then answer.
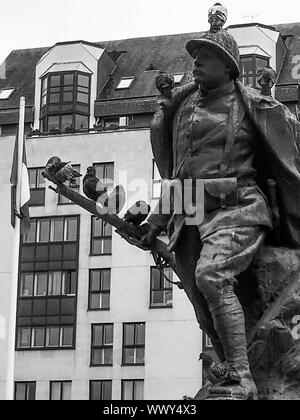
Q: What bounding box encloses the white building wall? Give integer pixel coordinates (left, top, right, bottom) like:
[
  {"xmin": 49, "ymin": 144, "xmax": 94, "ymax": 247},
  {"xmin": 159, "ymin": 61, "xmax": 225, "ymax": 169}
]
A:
[{"xmin": 0, "ymin": 129, "xmax": 202, "ymax": 400}]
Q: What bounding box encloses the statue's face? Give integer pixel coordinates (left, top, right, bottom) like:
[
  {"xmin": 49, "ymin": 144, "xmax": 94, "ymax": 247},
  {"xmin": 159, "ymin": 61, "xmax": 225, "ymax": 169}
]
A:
[{"xmin": 192, "ymin": 46, "xmax": 230, "ymax": 90}]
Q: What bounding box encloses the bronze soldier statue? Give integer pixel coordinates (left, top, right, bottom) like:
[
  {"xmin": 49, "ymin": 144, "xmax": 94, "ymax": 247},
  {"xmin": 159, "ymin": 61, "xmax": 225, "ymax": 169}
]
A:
[{"xmin": 140, "ymin": 3, "xmax": 300, "ymax": 400}]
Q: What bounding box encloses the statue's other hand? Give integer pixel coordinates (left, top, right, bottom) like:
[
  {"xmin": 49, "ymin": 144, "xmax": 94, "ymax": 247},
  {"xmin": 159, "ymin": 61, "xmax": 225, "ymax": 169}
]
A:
[{"xmin": 139, "ymin": 223, "xmax": 162, "ymax": 250}]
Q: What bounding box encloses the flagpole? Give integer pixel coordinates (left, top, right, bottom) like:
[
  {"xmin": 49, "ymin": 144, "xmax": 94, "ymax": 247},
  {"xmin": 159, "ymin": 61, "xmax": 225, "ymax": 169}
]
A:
[{"xmin": 6, "ymin": 97, "xmax": 26, "ymax": 400}]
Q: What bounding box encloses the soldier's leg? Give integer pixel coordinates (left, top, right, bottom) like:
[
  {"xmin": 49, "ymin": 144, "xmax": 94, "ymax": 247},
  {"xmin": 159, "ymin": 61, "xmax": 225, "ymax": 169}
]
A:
[
  {"xmin": 175, "ymin": 225, "xmax": 225, "ymax": 362},
  {"xmin": 195, "ymin": 226, "xmax": 265, "ymax": 399}
]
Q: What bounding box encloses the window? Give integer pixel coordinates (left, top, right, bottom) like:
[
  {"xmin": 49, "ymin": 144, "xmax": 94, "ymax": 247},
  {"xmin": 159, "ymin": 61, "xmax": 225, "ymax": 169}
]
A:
[
  {"xmin": 0, "ymin": 87, "xmax": 15, "ymax": 100},
  {"xmin": 173, "ymin": 73, "xmax": 184, "ymax": 84},
  {"xmin": 240, "ymin": 55, "xmax": 269, "ymax": 89},
  {"xmin": 23, "ymin": 216, "xmax": 78, "ymax": 243},
  {"xmin": 116, "ymin": 77, "xmax": 135, "ymax": 89},
  {"xmin": 103, "ymin": 116, "xmax": 130, "ymax": 129},
  {"xmin": 91, "ymin": 217, "xmax": 112, "ymax": 256},
  {"xmin": 15, "ymin": 382, "xmax": 36, "ymax": 400},
  {"xmin": 90, "ymin": 380, "xmax": 112, "ymax": 400},
  {"xmin": 58, "ymin": 164, "xmax": 81, "ymax": 205},
  {"xmin": 152, "ymin": 160, "xmax": 162, "ymax": 199},
  {"xmin": 121, "ymin": 380, "xmax": 144, "ymax": 400},
  {"xmin": 145, "ymin": 64, "xmax": 158, "ymax": 72},
  {"xmin": 88, "ymin": 269, "xmax": 111, "ymax": 310},
  {"xmin": 122, "ymin": 323, "xmax": 145, "ymax": 366},
  {"xmin": 28, "ymin": 168, "xmax": 46, "ymax": 206},
  {"xmin": 150, "ymin": 267, "xmax": 173, "ymax": 308},
  {"xmin": 40, "ymin": 72, "xmax": 90, "ymax": 134},
  {"xmin": 93, "ymin": 162, "xmax": 114, "ymax": 192},
  {"xmin": 17, "ymin": 216, "xmax": 79, "ymax": 351},
  {"xmin": 50, "ymin": 381, "xmax": 72, "ymax": 400},
  {"xmin": 91, "ymin": 324, "xmax": 113, "ymax": 366}
]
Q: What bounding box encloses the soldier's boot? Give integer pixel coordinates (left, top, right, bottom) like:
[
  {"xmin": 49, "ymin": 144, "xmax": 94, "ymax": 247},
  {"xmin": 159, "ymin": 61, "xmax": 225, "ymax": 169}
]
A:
[{"xmin": 207, "ymin": 285, "xmax": 258, "ymax": 400}]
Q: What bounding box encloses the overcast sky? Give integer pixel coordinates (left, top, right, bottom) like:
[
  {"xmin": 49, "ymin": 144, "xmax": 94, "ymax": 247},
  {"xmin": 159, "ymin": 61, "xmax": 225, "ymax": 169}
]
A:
[{"xmin": 0, "ymin": 0, "xmax": 300, "ymax": 65}]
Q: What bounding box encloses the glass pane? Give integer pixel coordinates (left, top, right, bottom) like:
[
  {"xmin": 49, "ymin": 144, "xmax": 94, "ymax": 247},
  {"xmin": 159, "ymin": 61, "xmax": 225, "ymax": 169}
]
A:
[
  {"xmin": 102, "ymin": 271, "xmax": 111, "ymax": 291},
  {"xmin": 134, "ymin": 381, "xmax": 144, "ymax": 400},
  {"xmin": 91, "ymin": 239, "xmax": 102, "ymax": 255},
  {"xmin": 153, "ymin": 182, "xmax": 162, "ymax": 199},
  {"xmin": 122, "ymin": 381, "xmax": 133, "ymax": 400},
  {"xmin": 242, "ymin": 76, "xmax": 254, "ymax": 87},
  {"xmin": 18, "ymin": 328, "xmax": 31, "ymax": 348},
  {"xmin": 38, "ymin": 219, "xmax": 50, "ymax": 242},
  {"xmin": 90, "ymin": 293, "xmax": 101, "ymax": 309},
  {"xmin": 90, "ymin": 382, "xmax": 101, "ymax": 400},
  {"xmin": 50, "ymin": 75, "xmax": 60, "ymax": 87},
  {"xmin": 91, "ymin": 271, "xmax": 101, "ymax": 291},
  {"xmin": 61, "ymin": 326, "xmax": 73, "ymax": 347},
  {"xmin": 101, "ymin": 293, "xmax": 110, "ymax": 309},
  {"xmin": 21, "ymin": 246, "xmax": 35, "ymax": 262},
  {"xmin": 136, "ymin": 324, "xmax": 145, "ymax": 345},
  {"xmin": 152, "ymin": 291, "xmax": 163, "ymax": 305},
  {"xmin": 63, "ymin": 92, "xmax": 73, "ymax": 102},
  {"xmin": 28, "ymin": 169, "xmax": 37, "ymax": 188},
  {"xmin": 50, "ymin": 383, "xmax": 61, "ymax": 400},
  {"xmin": 46, "ymin": 327, "xmax": 60, "ymax": 347},
  {"xmin": 47, "ymin": 299, "xmax": 60, "ymax": 315},
  {"xmin": 151, "ymin": 268, "xmax": 161, "ymax": 290},
  {"xmin": 32, "ymin": 299, "xmax": 46, "ymax": 316},
  {"xmin": 124, "ymin": 348, "xmax": 135, "ymax": 364},
  {"xmin": 42, "ymin": 77, "xmax": 48, "ymax": 92},
  {"xmin": 27, "ymin": 383, "xmax": 36, "ymax": 400},
  {"xmin": 32, "ymin": 327, "xmax": 45, "ymax": 348},
  {"xmin": 103, "ymin": 238, "xmax": 112, "ymax": 254},
  {"xmin": 65, "ymin": 218, "xmax": 77, "ymax": 241},
  {"xmin": 50, "ymin": 218, "xmax": 64, "ymax": 242},
  {"xmin": 102, "ymin": 382, "xmax": 112, "ymax": 400},
  {"xmin": 104, "ymin": 325, "xmax": 113, "ymax": 345},
  {"xmin": 63, "ymin": 271, "xmax": 76, "ymax": 295},
  {"xmin": 93, "ymin": 325, "xmax": 103, "ymax": 346},
  {"xmin": 77, "ymin": 92, "xmax": 89, "ymax": 103},
  {"xmin": 37, "ymin": 169, "xmax": 45, "ymax": 188},
  {"xmin": 256, "ymin": 57, "xmax": 269, "ymax": 69},
  {"xmin": 62, "ymin": 383, "xmax": 71, "ymax": 400},
  {"xmin": 48, "ymin": 116, "xmax": 60, "ymax": 131},
  {"xmin": 24, "ymin": 220, "xmax": 36, "ymax": 243},
  {"xmin": 164, "ymin": 290, "xmax": 173, "ymax": 305},
  {"xmin": 61, "ymin": 115, "xmax": 73, "ymax": 132},
  {"xmin": 136, "ymin": 347, "xmax": 145, "ymax": 364},
  {"xmin": 49, "ymin": 244, "xmax": 63, "ymax": 260},
  {"xmin": 61, "ymin": 298, "xmax": 75, "ymax": 314},
  {"xmin": 75, "ymin": 114, "xmax": 89, "ymax": 130},
  {"xmin": 48, "ymin": 271, "xmax": 62, "ymax": 295},
  {"xmin": 92, "ymin": 349, "xmax": 103, "ymax": 365},
  {"xmin": 18, "ymin": 300, "xmax": 32, "ymax": 317},
  {"xmin": 50, "ymin": 93, "xmax": 60, "ymax": 104},
  {"xmin": 240, "ymin": 57, "xmax": 254, "ymax": 75},
  {"xmin": 35, "ymin": 273, "xmax": 48, "ymax": 296},
  {"xmin": 20, "ymin": 273, "xmax": 34, "ymax": 297},
  {"xmin": 15, "ymin": 383, "xmax": 26, "ymax": 400},
  {"xmin": 124, "ymin": 324, "xmax": 134, "ymax": 346},
  {"xmin": 78, "ymin": 74, "xmax": 89, "ymax": 87},
  {"xmin": 93, "ymin": 218, "xmax": 103, "ymax": 236},
  {"xmin": 64, "ymin": 74, "xmax": 74, "ymax": 86}
]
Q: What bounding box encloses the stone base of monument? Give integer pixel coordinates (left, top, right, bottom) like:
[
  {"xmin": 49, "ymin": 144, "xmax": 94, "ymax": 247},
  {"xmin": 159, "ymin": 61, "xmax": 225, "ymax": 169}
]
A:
[{"xmin": 196, "ymin": 245, "xmax": 300, "ymax": 401}]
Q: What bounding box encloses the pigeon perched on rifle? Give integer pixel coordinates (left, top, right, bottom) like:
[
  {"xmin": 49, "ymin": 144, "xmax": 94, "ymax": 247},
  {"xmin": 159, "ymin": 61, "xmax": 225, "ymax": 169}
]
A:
[
  {"xmin": 83, "ymin": 166, "xmax": 126, "ymax": 215},
  {"xmin": 43, "ymin": 156, "xmax": 82, "ymax": 186},
  {"xmin": 123, "ymin": 201, "xmax": 151, "ymax": 226}
]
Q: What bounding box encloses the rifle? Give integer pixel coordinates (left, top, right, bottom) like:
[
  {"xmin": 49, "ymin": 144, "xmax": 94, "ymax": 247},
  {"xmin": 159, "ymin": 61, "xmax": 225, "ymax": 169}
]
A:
[{"xmin": 42, "ymin": 171, "xmax": 182, "ymax": 288}]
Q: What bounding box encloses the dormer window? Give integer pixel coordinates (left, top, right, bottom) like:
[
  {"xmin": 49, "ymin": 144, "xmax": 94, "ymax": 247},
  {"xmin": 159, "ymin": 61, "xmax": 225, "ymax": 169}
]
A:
[
  {"xmin": 116, "ymin": 77, "xmax": 135, "ymax": 90},
  {"xmin": 173, "ymin": 73, "xmax": 184, "ymax": 84},
  {"xmin": 145, "ymin": 64, "xmax": 158, "ymax": 72},
  {"xmin": 0, "ymin": 87, "xmax": 15, "ymax": 100},
  {"xmin": 40, "ymin": 71, "xmax": 91, "ymax": 134}
]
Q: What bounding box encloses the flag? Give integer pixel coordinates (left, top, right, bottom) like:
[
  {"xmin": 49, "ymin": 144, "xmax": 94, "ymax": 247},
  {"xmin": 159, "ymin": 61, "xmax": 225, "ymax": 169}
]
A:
[{"xmin": 10, "ymin": 134, "xmax": 31, "ymax": 234}]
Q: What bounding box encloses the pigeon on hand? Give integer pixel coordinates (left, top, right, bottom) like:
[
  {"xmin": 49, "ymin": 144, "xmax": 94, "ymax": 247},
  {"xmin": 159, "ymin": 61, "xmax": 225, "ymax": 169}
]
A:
[
  {"xmin": 83, "ymin": 166, "xmax": 109, "ymax": 202},
  {"xmin": 44, "ymin": 156, "xmax": 82, "ymax": 186},
  {"xmin": 199, "ymin": 353, "xmax": 229, "ymax": 385},
  {"xmin": 123, "ymin": 201, "xmax": 151, "ymax": 226}
]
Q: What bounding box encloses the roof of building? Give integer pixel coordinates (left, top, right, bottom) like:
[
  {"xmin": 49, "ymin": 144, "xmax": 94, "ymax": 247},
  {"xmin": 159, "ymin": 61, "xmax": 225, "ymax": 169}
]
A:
[{"xmin": 0, "ymin": 23, "xmax": 299, "ymax": 120}]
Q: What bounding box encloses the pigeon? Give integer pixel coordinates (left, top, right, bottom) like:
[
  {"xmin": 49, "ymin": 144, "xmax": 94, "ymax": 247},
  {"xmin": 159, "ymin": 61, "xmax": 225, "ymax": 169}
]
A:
[
  {"xmin": 83, "ymin": 166, "xmax": 108, "ymax": 202},
  {"xmin": 44, "ymin": 156, "xmax": 82, "ymax": 186},
  {"xmin": 199, "ymin": 353, "xmax": 230, "ymax": 385},
  {"xmin": 123, "ymin": 201, "xmax": 151, "ymax": 225}
]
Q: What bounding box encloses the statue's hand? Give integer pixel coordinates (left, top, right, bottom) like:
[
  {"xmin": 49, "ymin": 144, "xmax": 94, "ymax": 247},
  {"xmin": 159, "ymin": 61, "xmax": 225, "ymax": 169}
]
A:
[{"xmin": 139, "ymin": 223, "xmax": 163, "ymax": 250}]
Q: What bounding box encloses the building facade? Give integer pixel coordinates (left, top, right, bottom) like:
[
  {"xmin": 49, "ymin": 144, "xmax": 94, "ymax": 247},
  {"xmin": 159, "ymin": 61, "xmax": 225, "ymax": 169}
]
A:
[{"xmin": 0, "ymin": 20, "xmax": 300, "ymax": 400}]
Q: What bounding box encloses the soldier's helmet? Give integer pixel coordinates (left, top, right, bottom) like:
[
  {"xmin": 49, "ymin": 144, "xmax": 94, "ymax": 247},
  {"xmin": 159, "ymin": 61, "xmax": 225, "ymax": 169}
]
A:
[{"xmin": 186, "ymin": 3, "xmax": 240, "ymax": 79}]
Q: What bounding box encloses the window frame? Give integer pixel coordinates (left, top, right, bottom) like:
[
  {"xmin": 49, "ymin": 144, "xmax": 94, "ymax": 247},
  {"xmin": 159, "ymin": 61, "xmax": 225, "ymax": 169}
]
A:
[
  {"xmin": 90, "ymin": 323, "xmax": 114, "ymax": 367},
  {"xmin": 14, "ymin": 382, "xmax": 36, "ymax": 400},
  {"xmin": 88, "ymin": 269, "xmax": 111, "ymax": 311},
  {"xmin": 89, "ymin": 380, "xmax": 112, "ymax": 401},
  {"xmin": 0, "ymin": 87, "xmax": 15, "ymax": 100},
  {"xmin": 122, "ymin": 322, "xmax": 145, "ymax": 366},
  {"xmin": 49, "ymin": 381, "xmax": 72, "ymax": 400},
  {"xmin": 150, "ymin": 266, "xmax": 173, "ymax": 309},
  {"xmin": 116, "ymin": 77, "xmax": 135, "ymax": 90},
  {"xmin": 90, "ymin": 216, "xmax": 113, "ymax": 256},
  {"xmin": 28, "ymin": 167, "xmax": 46, "ymax": 207},
  {"xmin": 121, "ymin": 379, "xmax": 144, "ymax": 401},
  {"xmin": 40, "ymin": 71, "xmax": 91, "ymax": 134},
  {"xmin": 152, "ymin": 160, "xmax": 162, "ymax": 200},
  {"xmin": 240, "ymin": 54, "xmax": 270, "ymax": 89}
]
